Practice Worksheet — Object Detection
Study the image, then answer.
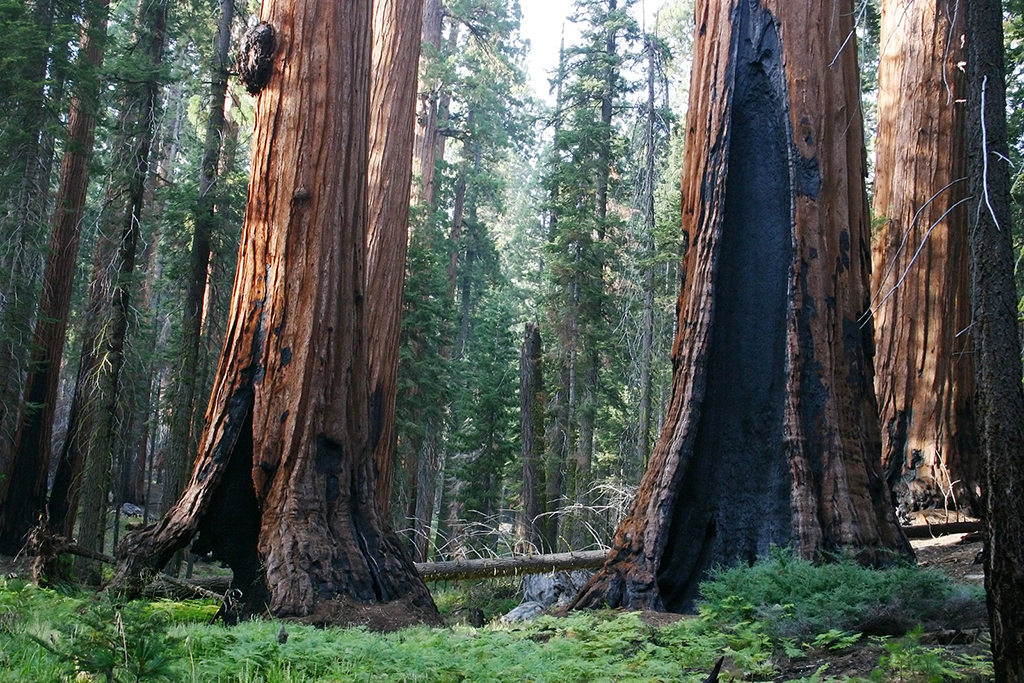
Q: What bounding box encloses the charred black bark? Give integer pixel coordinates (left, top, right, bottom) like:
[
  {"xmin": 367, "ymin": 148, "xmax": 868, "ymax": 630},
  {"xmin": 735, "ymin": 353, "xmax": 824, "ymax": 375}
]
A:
[
  {"xmin": 571, "ymin": 0, "xmax": 909, "ymax": 615},
  {"xmin": 966, "ymin": 0, "xmax": 1024, "ymax": 676},
  {"xmin": 656, "ymin": 1, "xmax": 792, "ymax": 611},
  {"xmin": 236, "ymin": 22, "xmax": 275, "ymax": 95},
  {"xmin": 190, "ymin": 412, "xmax": 267, "ymax": 622}
]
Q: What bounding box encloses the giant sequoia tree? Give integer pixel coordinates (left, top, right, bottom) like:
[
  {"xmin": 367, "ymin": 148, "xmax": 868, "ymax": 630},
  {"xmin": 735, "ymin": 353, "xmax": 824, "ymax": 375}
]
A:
[
  {"xmin": 112, "ymin": 0, "xmax": 439, "ymax": 626},
  {"xmin": 572, "ymin": 0, "xmax": 911, "ymax": 612},
  {"xmin": 871, "ymin": 0, "xmax": 980, "ymax": 518}
]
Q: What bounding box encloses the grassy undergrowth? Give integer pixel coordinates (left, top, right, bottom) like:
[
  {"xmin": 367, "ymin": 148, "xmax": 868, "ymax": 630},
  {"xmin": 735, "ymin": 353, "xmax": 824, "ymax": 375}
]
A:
[{"xmin": 0, "ymin": 552, "xmax": 991, "ymax": 682}]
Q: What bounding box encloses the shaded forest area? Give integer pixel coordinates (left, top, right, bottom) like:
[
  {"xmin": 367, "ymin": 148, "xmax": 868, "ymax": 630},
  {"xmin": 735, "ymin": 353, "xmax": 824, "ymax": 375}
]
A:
[
  {"xmin": 0, "ymin": 0, "xmax": 692, "ymax": 571},
  {"xmin": 2, "ymin": 0, "xmax": 1024, "ymax": 675}
]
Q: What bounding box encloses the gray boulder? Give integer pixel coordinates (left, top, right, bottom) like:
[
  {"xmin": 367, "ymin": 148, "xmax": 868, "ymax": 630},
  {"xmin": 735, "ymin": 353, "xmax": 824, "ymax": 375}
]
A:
[
  {"xmin": 501, "ymin": 601, "xmax": 546, "ymax": 623},
  {"xmin": 502, "ymin": 570, "xmax": 593, "ymax": 623}
]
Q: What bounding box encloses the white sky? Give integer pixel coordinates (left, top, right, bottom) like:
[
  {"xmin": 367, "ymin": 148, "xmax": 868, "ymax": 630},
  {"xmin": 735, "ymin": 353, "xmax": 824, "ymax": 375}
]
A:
[
  {"xmin": 518, "ymin": 0, "xmax": 579, "ymax": 103},
  {"xmin": 518, "ymin": 0, "xmax": 666, "ymax": 104}
]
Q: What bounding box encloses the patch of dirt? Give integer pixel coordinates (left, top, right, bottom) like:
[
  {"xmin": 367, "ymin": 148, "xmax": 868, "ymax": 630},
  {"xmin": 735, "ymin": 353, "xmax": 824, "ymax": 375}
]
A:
[
  {"xmin": 288, "ymin": 593, "xmax": 444, "ymax": 631},
  {"xmin": 774, "ymin": 527, "xmax": 990, "ymax": 682},
  {"xmin": 638, "ymin": 609, "xmax": 685, "ymax": 628},
  {"xmin": 911, "ymin": 530, "xmax": 985, "ymax": 585},
  {"xmin": 776, "ymin": 642, "xmax": 888, "ymax": 681}
]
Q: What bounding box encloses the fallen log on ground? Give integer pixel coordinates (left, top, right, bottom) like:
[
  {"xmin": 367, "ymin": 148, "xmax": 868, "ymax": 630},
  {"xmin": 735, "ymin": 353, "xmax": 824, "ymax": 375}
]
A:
[
  {"xmin": 142, "ymin": 575, "xmax": 225, "ymax": 601},
  {"xmin": 30, "ymin": 534, "xmax": 223, "ymax": 601},
  {"xmin": 901, "ymin": 521, "xmax": 983, "ymax": 539},
  {"xmin": 110, "ymin": 551, "xmax": 613, "ymax": 599},
  {"xmin": 47, "ymin": 542, "xmax": 611, "ymax": 597},
  {"xmin": 415, "ymin": 550, "xmax": 610, "ymax": 582}
]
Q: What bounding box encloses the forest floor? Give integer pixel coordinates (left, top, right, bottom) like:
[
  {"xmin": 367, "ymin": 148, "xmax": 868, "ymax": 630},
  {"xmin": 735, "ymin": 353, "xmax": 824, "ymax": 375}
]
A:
[
  {"xmin": 0, "ymin": 518, "xmax": 993, "ymax": 681},
  {"xmin": 777, "ymin": 526, "xmax": 989, "ymax": 681}
]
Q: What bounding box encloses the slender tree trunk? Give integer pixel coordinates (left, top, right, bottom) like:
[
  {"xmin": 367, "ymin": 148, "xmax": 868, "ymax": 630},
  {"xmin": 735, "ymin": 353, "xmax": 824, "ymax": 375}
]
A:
[
  {"xmin": 113, "ymin": 0, "xmax": 439, "ymax": 626},
  {"xmin": 871, "ymin": 0, "xmax": 979, "ymax": 519},
  {"xmin": 165, "ymin": 0, "xmax": 235, "ymax": 528},
  {"xmin": 0, "ymin": 0, "xmax": 110, "ymax": 556},
  {"xmin": 594, "ymin": 0, "xmax": 616, "ymax": 241},
  {"xmin": 572, "ymin": 0, "xmax": 911, "ymax": 613},
  {"xmin": 412, "ymin": 424, "xmax": 440, "ymax": 561},
  {"xmin": 455, "ymin": 227, "xmax": 474, "ymax": 359},
  {"xmin": 543, "ymin": 32, "xmax": 569, "ymax": 552},
  {"xmin": 636, "ymin": 35, "xmax": 657, "ymax": 470},
  {"xmin": 519, "ymin": 322, "xmax": 547, "ymax": 551},
  {"xmin": 367, "ymin": 0, "xmax": 424, "ymax": 515},
  {"xmin": 573, "ymin": 0, "xmax": 619, "ymax": 496},
  {"xmin": 965, "ymin": 0, "xmax": 1024, "ymax": 678},
  {"xmin": 449, "ymin": 169, "xmax": 468, "ymax": 295},
  {"xmin": 0, "ymin": 0, "xmax": 59, "ymax": 483},
  {"xmin": 413, "ymin": 0, "xmax": 445, "ymax": 205}
]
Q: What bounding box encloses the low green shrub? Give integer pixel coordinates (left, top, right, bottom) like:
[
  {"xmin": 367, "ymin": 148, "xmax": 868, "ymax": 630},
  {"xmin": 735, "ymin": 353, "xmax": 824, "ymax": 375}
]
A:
[
  {"xmin": 429, "ymin": 576, "xmax": 520, "ymax": 623},
  {"xmin": 698, "ymin": 547, "xmax": 986, "ymax": 641}
]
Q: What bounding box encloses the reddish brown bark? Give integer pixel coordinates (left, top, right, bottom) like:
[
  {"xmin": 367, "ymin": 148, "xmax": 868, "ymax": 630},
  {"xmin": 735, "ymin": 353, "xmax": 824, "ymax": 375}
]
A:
[
  {"xmin": 367, "ymin": 0, "xmax": 424, "ymax": 514},
  {"xmin": 113, "ymin": 0, "xmax": 437, "ymax": 626},
  {"xmin": 412, "ymin": 0, "xmax": 444, "ymax": 205},
  {"xmin": 871, "ymin": 0, "xmax": 979, "ymax": 518},
  {"xmin": 572, "ymin": 0, "xmax": 911, "ymax": 613}
]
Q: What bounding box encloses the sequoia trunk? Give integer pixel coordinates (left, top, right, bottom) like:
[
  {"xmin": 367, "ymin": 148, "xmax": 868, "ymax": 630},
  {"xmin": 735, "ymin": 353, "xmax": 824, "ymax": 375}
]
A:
[
  {"xmin": 367, "ymin": 0, "xmax": 424, "ymax": 513},
  {"xmin": 572, "ymin": 0, "xmax": 911, "ymax": 613},
  {"xmin": 113, "ymin": 0, "xmax": 438, "ymax": 626},
  {"xmin": 871, "ymin": 0, "xmax": 979, "ymax": 519}
]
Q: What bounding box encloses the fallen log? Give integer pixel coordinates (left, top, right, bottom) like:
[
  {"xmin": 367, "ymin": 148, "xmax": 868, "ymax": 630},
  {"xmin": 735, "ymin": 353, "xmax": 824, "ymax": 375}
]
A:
[
  {"xmin": 901, "ymin": 522, "xmax": 983, "ymax": 539},
  {"xmin": 117, "ymin": 551, "xmax": 614, "ymax": 598},
  {"xmin": 46, "ymin": 541, "xmax": 610, "ymax": 596},
  {"xmin": 142, "ymin": 575, "xmax": 224, "ymax": 601},
  {"xmin": 415, "ymin": 550, "xmax": 609, "ymax": 582},
  {"xmin": 33, "ymin": 536, "xmax": 223, "ymax": 601}
]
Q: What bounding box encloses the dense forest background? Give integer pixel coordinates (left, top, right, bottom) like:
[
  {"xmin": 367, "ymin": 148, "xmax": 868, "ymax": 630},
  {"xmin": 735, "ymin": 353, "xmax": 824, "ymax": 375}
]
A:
[{"xmin": 1, "ymin": 0, "xmax": 1023, "ymax": 569}]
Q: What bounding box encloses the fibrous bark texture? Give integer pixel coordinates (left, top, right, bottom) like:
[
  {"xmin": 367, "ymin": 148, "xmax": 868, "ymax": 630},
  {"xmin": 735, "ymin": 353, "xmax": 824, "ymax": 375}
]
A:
[
  {"xmin": 367, "ymin": 0, "xmax": 424, "ymax": 514},
  {"xmin": 572, "ymin": 0, "xmax": 911, "ymax": 614},
  {"xmin": 965, "ymin": 0, "xmax": 1024, "ymax": 678},
  {"xmin": 113, "ymin": 0, "xmax": 438, "ymax": 627},
  {"xmin": 871, "ymin": 0, "xmax": 979, "ymax": 519},
  {"xmin": 412, "ymin": 0, "xmax": 445, "ymax": 205}
]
